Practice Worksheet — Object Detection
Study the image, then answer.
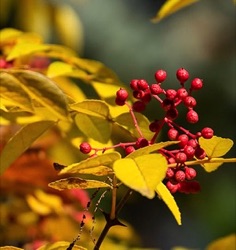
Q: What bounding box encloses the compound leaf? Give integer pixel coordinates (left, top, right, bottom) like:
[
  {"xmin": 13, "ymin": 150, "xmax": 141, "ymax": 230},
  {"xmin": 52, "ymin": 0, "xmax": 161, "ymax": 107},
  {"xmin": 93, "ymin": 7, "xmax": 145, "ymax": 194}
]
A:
[
  {"xmin": 113, "ymin": 154, "xmax": 168, "ymax": 199},
  {"xmin": 48, "ymin": 177, "xmax": 112, "ymax": 191},
  {"xmin": 156, "ymin": 182, "xmax": 181, "ymax": 225}
]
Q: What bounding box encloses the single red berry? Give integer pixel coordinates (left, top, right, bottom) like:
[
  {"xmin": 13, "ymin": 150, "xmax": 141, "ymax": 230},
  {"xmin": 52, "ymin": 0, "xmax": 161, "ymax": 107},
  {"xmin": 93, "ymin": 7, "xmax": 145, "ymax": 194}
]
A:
[
  {"xmin": 177, "ymin": 88, "xmax": 188, "ymax": 99},
  {"xmin": 149, "ymin": 120, "xmax": 160, "ymax": 132},
  {"xmin": 115, "ymin": 97, "xmax": 125, "ymax": 106},
  {"xmin": 184, "ymin": 145, "xmax": 195, "ymax": 159},
  {"xmin": 125, "ymin": 146, "xmax": 136, "ymax": 155},
  {"xmin": 195, "ymin": 146, "xmax": 206, "ymax": 159},
  {"xmin": 185, "ymin": 167, "xmax": 197, "ymax": 180},
  {"xmin": 130, "ymin": 79, "xmax": 139, "ymax": 90},
  {"xmin": 166, "ymin": 108, "xmax": 178, "ymax": 120},
  {"xmin": 133, "ymin": 90, "xmax": 144, "ymax": 99},
  {"xmin": 136, "ymin": 137, "xmax": 149, "ymax": 148},
  {"xmin": 80, "ymin": 142, "xmax": 92, "ymax": 154},
  {"xmin": 132, "ymin": 101, "xmax": 146, "ymax": 112},
  {"xmin": 137, "ymin": 79, "xmax": 149, "ymax": 90},
  {"xmin": 187, "ymin": 139, "xmax": 198, "ymax": 148},
  {"xmin": 166, "ymin": 167, "xmax": 175, "ymax": 178},
  {"xmin": 175, "ymin": 170, "xmax": 186, "ymax": 182},
  {"xmin": 183, "ymin": 96, "xmax": 197, "ymax": 108},
  {"xmin": 176, "ymin": 68, "xmax": 189, "ymax": 83},
  {"xmin": 191, "ymin": 78, "xmax": 203, "ymax": 90},
  {"xmin": 0, "ymin": 58, "xmax": 7, "ymax": 68},
  {"xmin": 166, "ymin": 181, "xmax": 180, "ymax": 193},
  {"xmin": 168, "ymin": 157, "xmax": 176, "ymax": 164},
  {"xmin": 178, "ymin": 134, "xmax": 189, "ymax": 148},
  {"xmin": 155, "ymin": 69, "xmax": 167, "ymax": 83},
  {"xmin": 186, "ymin": 109, "xmax": 199, "ymax": 123},
  {"xmin": 201, "ymin": 127, "xmax": 214, "ymax": 139},
  {"xmin": 150, "ymin": 83, "xmax": 163, "ymax": 95},
  {"xmin": 175, "ymin": 152, "xmax": 187, "ymax": 163},
  {"xmin": 116, "ymin": 88, "xmax": 128, "ymax": 101},
  {"xmin": 166, "ymin": 89, "xmax": 177, "ymax": 100},
  {"xmin": 168, "ymin": 128, "xmax": 179, "ymax": 140}
]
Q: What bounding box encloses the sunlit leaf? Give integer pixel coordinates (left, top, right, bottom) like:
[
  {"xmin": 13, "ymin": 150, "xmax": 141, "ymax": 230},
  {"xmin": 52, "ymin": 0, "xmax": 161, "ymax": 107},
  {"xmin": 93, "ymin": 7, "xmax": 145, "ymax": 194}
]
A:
[
  {"xmin": 49, "ymin": 177, "xmax": 112, "ymax": 191},
  {"xmin": 0, "ymin": 120, "xmax": 54, "ymax": 174},
  {"xmin": 26, "ymin": 194, "xmax": 52, "ymax": 215},
  {"xmin": 199, "ymin": 136, "xmax": 233, "ymax": 157},
  {"xmin": 38, "ymin": 241, "xmax": 87, "ymax": 250},
  {"xmin": 115, "ymin": 112, "xmax": 154, "ymax": 140},
  {"xmin": 201, "ymin": 162, "xmax": 224, "ymax": 172},
  {"xmin": 91, "ymin": 81, "xmax": 120, "ymax": 99},
  {"xmin": 0, "ymin": 28, "xmax": 22, "ymax": 42},
  {"xmin": 113, "ymin": 154, "xmax": 168, "ymax": 199},
  {"xmin": 152, "ymin": 0, "xmax": 199, "ymax": 23},
  {"xmin": 127, "ymin": 141, "xmax": 179, "ymax": 159},
  {"xmin": 0, "ymin": 247, "xmax": 24, "ymax": 250},
  {"xmin": 155, "ymin": 182, "xmax": 181, "ymax": 225},
  {"xmin": 0, "ymin": 71, "xmax": 33, "ymax": 112},
  {"xmin": 10, "ymin": 70, "xmax": 69, "ymax": 120},
  {"xmin": 206, "ymin": 233, "xmax": 236, "ymax": 250},
  {"xmin": 47, "ymin": 61, "xmax": 76, "ymax": 78},
  {"xmin": 59, "ymin": 152, "xmax": 121, "ymax": 175}
]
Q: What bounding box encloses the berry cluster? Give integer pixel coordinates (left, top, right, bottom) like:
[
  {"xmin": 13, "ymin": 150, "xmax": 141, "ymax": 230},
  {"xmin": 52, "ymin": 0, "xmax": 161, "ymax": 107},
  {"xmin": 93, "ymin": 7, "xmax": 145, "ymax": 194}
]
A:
[{"xmin": 80, "ymin": 68, "xmax": 214, "ymax": 194}]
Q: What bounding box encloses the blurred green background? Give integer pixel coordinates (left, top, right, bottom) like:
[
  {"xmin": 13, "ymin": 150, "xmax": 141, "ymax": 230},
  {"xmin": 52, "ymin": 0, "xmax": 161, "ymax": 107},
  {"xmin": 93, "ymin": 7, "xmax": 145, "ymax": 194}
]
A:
[{"xmin": 1, "ymin": 0, "xmax": 235, "ymax": 249}]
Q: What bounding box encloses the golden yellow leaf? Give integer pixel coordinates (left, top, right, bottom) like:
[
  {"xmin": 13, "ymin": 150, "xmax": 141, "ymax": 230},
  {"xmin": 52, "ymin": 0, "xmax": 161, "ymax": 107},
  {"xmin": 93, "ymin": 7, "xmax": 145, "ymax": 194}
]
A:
[
  {"xmin": 38, "ymin": 241, "xmax": 87, "ymax": 250},
  {"xmin": 152, "ymin": 0, "xmax": 199, "ymax": 23},
  {"xmin": 113, "ymin": 154, "xmax": 168, "ymax": 199},
  {"xmin": 47, "ymin": 61, "xmax": 76, "ymax": 78},
  {"xmin": 91, "ymin": 81, "xmax": 119, "ymax": 99},
  {"xmin": 206, "ymin": 233, "xmax": 236, "ymax": 250},
  {"xmin": 0, "ymin": 247, "xmax": 24, "ymax": 250},
  {"xmin": 199, "ymin": 136, "xmax": 234, "ymax": 158},
  {"xmin": 0, "ymin": 28, "xmax": 22, "ymax": 42},
  {"xmin": 155, "ymin": 182, "xmax": 181, "ymax": 225},
  {"xmin": 48, "ymin": 177, "xmax": 112, "ymax": 191},
  {"xmin": 201, "ymin": 162, "xmax": 223, "ymax": 172},
  {"xmin": 26, "ymin": 194, "xmax": 52, "ymax": 215}
]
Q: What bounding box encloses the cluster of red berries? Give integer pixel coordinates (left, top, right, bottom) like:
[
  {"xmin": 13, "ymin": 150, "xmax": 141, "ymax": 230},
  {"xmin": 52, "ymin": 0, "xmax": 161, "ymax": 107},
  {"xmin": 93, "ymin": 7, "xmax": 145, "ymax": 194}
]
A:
[{"xmin": 80, "ymin": 68, "xmax": 214, "ymax": 194}]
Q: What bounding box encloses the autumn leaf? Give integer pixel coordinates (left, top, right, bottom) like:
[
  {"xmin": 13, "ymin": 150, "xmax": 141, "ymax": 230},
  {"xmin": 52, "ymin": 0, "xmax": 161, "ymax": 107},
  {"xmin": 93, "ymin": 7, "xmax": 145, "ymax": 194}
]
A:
[
  {"xmin": 113, "ymin": 154, "xmax": 168, "ymax": 199},
  {"xmin": 0, "ymin": 247, "xmax": 24, "ymax": 250},
  {"xmin": 206, "ymin": 233, "xmax": 236, "ymax": 250},
  {"xmin": 38, "ymin": 241, "xmax": 87, "ymax": 250}
]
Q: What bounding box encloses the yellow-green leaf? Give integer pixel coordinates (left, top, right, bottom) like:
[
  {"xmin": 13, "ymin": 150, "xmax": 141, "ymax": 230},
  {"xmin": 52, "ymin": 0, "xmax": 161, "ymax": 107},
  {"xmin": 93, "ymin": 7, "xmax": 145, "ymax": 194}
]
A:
[
  {"xmin": 48, "ymin": 177, "xmax": 112, "ymax": 191},
  {"xmin": 206, "ymin": 233, "xmax": 236, "ymax": 250},
  {"xmin": 155, "ymin": 182, "xmax": 181, "ymax": 225},
  {"xmin": 152, "ymin": 0, "xmax": 199, "ymax": 23},
  {"xmin": 127, "ymin": 141, "xmax": 179, "ymax": 159},
  {"xmin": 0, "ymin": 71, "xmax": 33, "ymax": 112},
  {"xmin": 115, "ymin": 112, "xmax": 154, "ymax": 140},
  {"xmin": 38, "ymin": 241, "xmax": 87, "ymax": 250},
  {"xmin": 113, "ymin": 154, "xmax": 168, "ymax": 199},
  {"xmin": 59, "ymin": 152, "xmax": 121, "ymax": 175},
  {"xmin": 10, "ymin": 70, "xmax": 69, "ymax": 120},
  {"xmin": 47, "ymin": 61, "xmax": 76, "ymax": 78},
  {"xmin": 199, "ymin": 136, "xmax": 234, "ymax": 158},
  {"xmin": 0, "ymin": 120, "xmax": 54, "ymax": 174}
]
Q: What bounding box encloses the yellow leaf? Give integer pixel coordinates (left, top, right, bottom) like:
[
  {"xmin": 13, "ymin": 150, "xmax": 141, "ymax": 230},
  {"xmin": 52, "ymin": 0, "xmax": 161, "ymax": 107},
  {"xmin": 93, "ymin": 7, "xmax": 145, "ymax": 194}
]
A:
[
  {"xmin": 155, "ymin": 182, "xmax": 181, "ymax": 225},
  {"xmin": 0, "ymin": 247, "xmax": 24, "ymax": 250},
  {"xmin": 113, "ymin": 154, "xmax": 168, "ymax": 199},
  {"xmin": 26, "ymin": 194, "xmax": 52, "ymax": 215},
  {"xmin": 75, "ymin": 166, "xmax": 113, "ymax": 176},
  {"xmin": 59, "ymin": 152, "xmax": 121, "ymax": 175},
  {"xmin": 48, "ymin": 177, "xmax": 112, "ymax": 191},
  {"xmin": 0, "ymin": 28, "xmax": 22, "ymax": 42},
  {"xmin": 152, "ymin": 0, "xmax": 199, "ymax": 23},
  {"xmin": 199, "ymin": 136, "xmax": 234, "ymax": 157},
  {"xmin": 206, "ymin": 233, "xmax": 236, "ymax": 250},
  {"xmin": 91, "ymin": 81, "xmax": 119, "ymax": 99},
  {"xmin": 201, "ymin": 162, "xmax": 223, "ymax": 172},
  {"xmin": 47, "ymin": 61, "xmax": 76, "ymax": 78},
  {"xmin": 38, "ymin": 241, "xmax": 87, "ymax": 250}
]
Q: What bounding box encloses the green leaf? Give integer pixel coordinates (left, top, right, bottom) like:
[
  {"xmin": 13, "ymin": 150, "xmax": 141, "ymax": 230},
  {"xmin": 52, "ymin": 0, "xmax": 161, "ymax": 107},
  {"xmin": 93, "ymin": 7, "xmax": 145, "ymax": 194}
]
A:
[
  {"xmin": 127, "ymin": 141, "xmax": 179, "ymax": 159},
  {"xmin": 113, "ymin": 154, "xmax": 168, "ymax": 199},
  {"xmin": 115, "ymin": 112, "xmax": 154, "ymax": 140},
  {"xmin": 38, "ymin": 241, "xmax": 87, "ymax": 250},
  {"xmin": 155, "ymin": 182, "xmax": 181, "ymax": 225},
  {"xmin": 10, "ymin": 70, "xmax": 69, "ymax": 120},
  {"xmin": 199, "ymin": 136, "xmax": 233, "ymax": 158},
  {"xmin": 59, "ymin": 152, "xmax": 121, "ymax": 175},
  {"xmin": 0, "ymin": 71, "xmax": 33, "ymax": 112},
  {"xmin": 0, "ymin": 120, "xmax": 54, "ymax": 174},
  {"xmin": 152, "ymin": 0, "xmax": 199, "ymax": 23},
  {"xmin": 48, "ymin": 177, "xmax": 112, "ymax": 191}
]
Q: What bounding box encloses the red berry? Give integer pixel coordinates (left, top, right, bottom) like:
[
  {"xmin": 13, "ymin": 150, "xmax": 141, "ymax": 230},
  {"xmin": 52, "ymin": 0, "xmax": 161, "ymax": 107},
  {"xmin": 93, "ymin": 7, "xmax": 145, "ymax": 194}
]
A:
[
  {"xmin": 201, "ymin": 127, "xmax": 214, "ymax": 139},
  {"xmin": 166, "ymin": 108, "xmax": 178, "ymax": 120},
  {"xmin": 166, "ymin": 167, "xmax": 175, "ymax": 178},
  {"xmin": 183, "ymin": 96, "xmax": 197, "ymax": 108},
  {"xmin": 178, "ymin": 134, "xmax": 189, "ymax": 148},
  {"xmin": 168, "ymin": 157, "xmax": 176, "ymax": 164},
  {"xmin": 187, "ymin": 139, "xmax": 198, "ymax": 148},
  {"xmin": 141, "ymin": 89, "xmax": 152, "ymax": 103},
  {"xmin": 184, "ymin": 145, "xmax": 195, "ymax": 159},
  {"xmin": 125, "ymin": 146, "xmax": 136, "ymax": 155},
  {"xmin": 115, "ymin": 97, "xmax": 125, "ymax": 106},
  {"xmin": 176, "ymin": 68, "xmax": 189, "ymax": 83},
  {"xmin": 132, "ymin": 101, "xmax": 146, "ymax": 112},
  {"xmin": 133, "ymin": 90, "xmax": 144, "ymax": 99},
  {"xmin": 195, "ymin": 146, "xmax": 206, "ymax": 159},
  {"xmin": 175, "ymin": 170, "xmax": 186, "ymax": 182},
  {"xmin": 149, "ymin": 120, "xmax": 160, "ymax": 132},
  {"xmin": 168, "ymin": 128, "xmax": 179, "ymax": 140},
  {"xmin": 185, "ymin": 167, "xmax": 197, "ymax": 180},
  {"xmin": 0, "ymin": 58, "xmax": 7, "ymax": 68},
  {"xmin": 175, "ymin": 152, "xmax": 187, "ymax": 163},
  {"xmin": 136, "ymin": 138, "xmax": 149, "ymax": 148},
  {"xmin": 137, "ymin": 79, "xmax": 149, "ymax": 90},
  {"xmin": 116, "ymin": 88, "xmax": 128, "ymax": 101},
  {"xmin": 166, "ymin": 89, "xmax": 177, "ymax": 100},
  {"xmin": 186, "ymin": 110, "xmax": 199, "ymax": 123},
  {"xmin": 130, "ymin": 79, "xmax": 139, "ymax": 90},
  {"xmin": 191, "ymin": 78, "xmax": 203, "ymax": 90},
  {"xmin": 80, "ymin": 142, "xmax": 92, "ymax": 154},
  {"xmin": 155, "ymin": 69, "xmax": 167, "ymax": 83},
  {"xmin": 161, "ymin": 98, "xmax": 174, "ymax": 111},
  {"xmin": 150, "ymin": 83, "xmax": 163, "ymax": 95},
  {"xmin": 177, "ymin": 88, "xmax": 188, "ymax": 99},
  {"xmin": 166, "ymin": 181, "xmax": 180, "ymax": 193}
]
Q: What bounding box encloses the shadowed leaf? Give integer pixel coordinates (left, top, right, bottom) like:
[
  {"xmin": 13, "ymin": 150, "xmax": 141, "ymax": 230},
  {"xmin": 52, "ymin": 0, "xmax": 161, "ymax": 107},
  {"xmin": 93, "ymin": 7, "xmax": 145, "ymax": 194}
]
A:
[{"xmin": 206, "ymin": 233, "xmax": 236, "ymax": 250}]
